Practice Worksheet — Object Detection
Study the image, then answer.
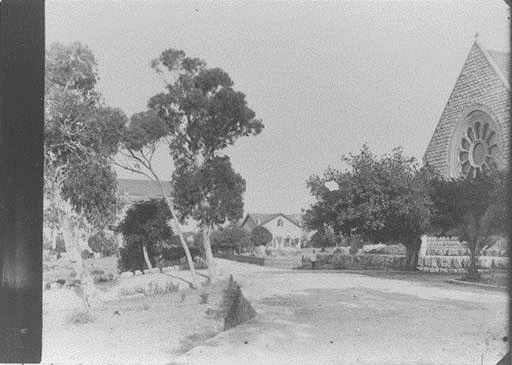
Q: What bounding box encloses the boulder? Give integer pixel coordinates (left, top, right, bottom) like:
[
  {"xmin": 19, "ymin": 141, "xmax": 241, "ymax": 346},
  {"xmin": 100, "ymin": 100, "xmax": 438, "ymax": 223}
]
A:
[
  {"xmin": 120, "ymin": 271, "xmax": 133, "ymax": 278},
  {"xmin": 143, "ymin": 269, "xmax": 152, "ymax": 275},
  {"xmin": 134, "ymin": 270, "xmax": 143, "ymax": 276},
  {"xmin": 151, "ymin": 268, "xmax": 161, "ymax": 274}
]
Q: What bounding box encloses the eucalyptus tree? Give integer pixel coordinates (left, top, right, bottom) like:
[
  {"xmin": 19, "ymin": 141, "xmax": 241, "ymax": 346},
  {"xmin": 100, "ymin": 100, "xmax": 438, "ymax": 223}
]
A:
[
  {"xmin": 127, "ymin": 49, "xmax": 263, "ymax": 281},
  {"xmin": 45, "ymin": 42, "xmax": 125, "ymax": 305}
]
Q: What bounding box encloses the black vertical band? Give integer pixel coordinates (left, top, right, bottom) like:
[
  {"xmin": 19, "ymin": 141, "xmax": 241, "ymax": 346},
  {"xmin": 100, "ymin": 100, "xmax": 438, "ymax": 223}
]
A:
[{"xmin": 0, "ymin": 0, "xmax": 44, "ymax": 363}]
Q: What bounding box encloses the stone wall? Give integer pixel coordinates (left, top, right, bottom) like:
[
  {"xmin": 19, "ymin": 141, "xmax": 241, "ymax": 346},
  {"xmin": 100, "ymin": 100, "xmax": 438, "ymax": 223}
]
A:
[
  {"xmin": 314, "ymin": 253, "xmax": 407, "ymax": 271},
  {"xmin": 418, "ymin": 235, "xmax": 509, "ymax": 273}
]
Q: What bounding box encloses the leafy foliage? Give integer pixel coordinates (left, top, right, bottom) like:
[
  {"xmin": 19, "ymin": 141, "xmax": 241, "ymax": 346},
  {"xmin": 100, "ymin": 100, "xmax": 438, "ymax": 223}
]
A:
[
  {"xmin": 87, "ymin": 231, "xmax": 118, "ymax": 257},
  {"xmin": 117, "ymin": 199, "xmax": 174, "ymax": 271},
  {"xmin": 428, "ymin": 170, "xmax": 508, "ymax": 279},
  {"xmin": 211, "ymin": 225, "xmax": 251, "ymax": 254},
  {"xmin": 250, "ymin": 226, "xmax": 273, "ymax": 246},
  {"xmin": 45, "ymin": 42, "xmax": 126, "ymax": 230},
  {"xmin": 172, "ymin": 157, "xmax": 246, "ymax": 226},
  {"xmin": 305, "ymin": 145, "xmax": 435, "ymax": 269},
  {"xmin": 148, "ymin": 49, "xmax": 262, "ymax": 257}
]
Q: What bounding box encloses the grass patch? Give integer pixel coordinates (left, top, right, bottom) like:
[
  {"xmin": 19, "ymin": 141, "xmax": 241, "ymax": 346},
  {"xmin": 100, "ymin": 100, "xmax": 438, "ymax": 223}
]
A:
[{"xmin": 118, "ymin": 280, "xmax": 180, "ymax": 297}]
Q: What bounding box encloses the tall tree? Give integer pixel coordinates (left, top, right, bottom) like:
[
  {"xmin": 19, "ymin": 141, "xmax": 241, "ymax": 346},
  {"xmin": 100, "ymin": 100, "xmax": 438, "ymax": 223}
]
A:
[
  {"xmin": 45, "ymin": 42, "xmax": 125, "ymax": 305},
  {"xmin": 112, "ymin": 109, "xmax": 201, "ymax": 288},
  {"xmin": 136, "ymin": 49, "xmax": 263, "ymax": 281},
  {"xmin": 429, "ymin": 171, "xmax": 507, "ymax": 280},
  {"xmin": 305, "ymin": 145, "xmax": 434, "ymax": 270},
  {"xmin": 172, "ymin": 157, "xmax": 246, "ymax": 279}
]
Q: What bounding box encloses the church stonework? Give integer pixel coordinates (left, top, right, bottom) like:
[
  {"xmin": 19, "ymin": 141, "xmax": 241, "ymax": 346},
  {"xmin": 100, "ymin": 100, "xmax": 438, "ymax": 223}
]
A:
[{"xmin": 423, "ymin": 39, "xmax": 510, "ymax": 178}]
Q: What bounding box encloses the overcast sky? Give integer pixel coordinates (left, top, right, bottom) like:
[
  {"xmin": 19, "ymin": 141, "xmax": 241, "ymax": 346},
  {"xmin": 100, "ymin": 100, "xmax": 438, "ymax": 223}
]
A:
[{"xmin": 46, "ymin": 0, "xmax": 510, "ymax": 216}]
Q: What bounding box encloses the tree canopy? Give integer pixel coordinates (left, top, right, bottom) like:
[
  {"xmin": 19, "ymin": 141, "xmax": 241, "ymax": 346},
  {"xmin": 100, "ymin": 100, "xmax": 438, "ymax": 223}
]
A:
[
  {"xmin": 45, "ymin": 42, "xmax": 126, "ymax": 229},
  {"xmin": 211, "ymin": 225, "xmax": 251, "ymax": 254},
  {"xmin": 117, "ymin": 199, "xmax": 174, "ymax": 271},
  {"xmin": 428, "ymin": 170, "xmax": 508, "ymax": 279},
  {"xmin": 305, "ymin": 145, "xmax": 435, "ymax": 270},
  {"xmin": 250, "ymin": 226, "xmax": 273, "ymax": 247}
]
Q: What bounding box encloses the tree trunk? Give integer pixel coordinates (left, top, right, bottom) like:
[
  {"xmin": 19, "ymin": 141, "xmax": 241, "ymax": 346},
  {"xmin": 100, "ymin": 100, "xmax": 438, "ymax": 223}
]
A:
[
  {"xmin": 160, "ymin": 194, "xmax": 199, "ymax": 288},
  {"xmin": 61, "ymin": 214, "xmax": 100, "ymax": 307},
  {"xmin": 466, "ymin": 238, "xmax": 481, "ymax": 281},
  {"xmin": 142, "ymin": 245, "xmax": 153, "ymax": 270},
  {"xmin": 404, "ymin": 238, "xmax": 421, "ymax": 271},
  {"xmin": 146, "ymin": 173, "xmax": 199, "ymax": 288},
  {"xmin": 202, "ymin": 225, "xmax": 217, "ymax": 282}
]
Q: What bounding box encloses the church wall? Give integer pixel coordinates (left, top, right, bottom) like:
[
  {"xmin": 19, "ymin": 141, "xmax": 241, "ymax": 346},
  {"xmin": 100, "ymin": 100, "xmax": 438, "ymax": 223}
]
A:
[{"xmin": 424, "ymin": 43, "xmax": 510, "ymax": 176}]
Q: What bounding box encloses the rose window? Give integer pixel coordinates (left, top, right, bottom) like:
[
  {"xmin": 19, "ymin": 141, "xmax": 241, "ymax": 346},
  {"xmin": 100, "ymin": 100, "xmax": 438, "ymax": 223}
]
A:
[{"xmin": 458, "ymin": 119, "xmax": 500, "ymax": 178}]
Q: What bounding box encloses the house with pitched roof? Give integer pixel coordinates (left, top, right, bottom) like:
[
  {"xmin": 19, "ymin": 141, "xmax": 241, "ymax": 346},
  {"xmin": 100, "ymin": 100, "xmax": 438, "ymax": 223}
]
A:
[
  {"xmin": 241, "ymin": 213, "xmax": 304, "ymax": 249},
  {"xmin": 423, "ymin": 36, "xmax": 510, "ymax": 178}
]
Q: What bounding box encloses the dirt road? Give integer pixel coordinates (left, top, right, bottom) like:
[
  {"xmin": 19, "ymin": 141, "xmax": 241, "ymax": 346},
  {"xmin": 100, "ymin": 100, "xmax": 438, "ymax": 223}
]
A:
[{"xmin": 173, "ymin": 260, "xmax": 509, "ymax": 365}]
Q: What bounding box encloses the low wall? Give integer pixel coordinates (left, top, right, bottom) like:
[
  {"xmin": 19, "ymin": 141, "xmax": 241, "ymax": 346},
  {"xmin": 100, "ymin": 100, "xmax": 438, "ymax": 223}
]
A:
[
  {"xmin": 214, "ymin": 254, "xmax": 302, "ymax": 269},
  {"xmin": 315, "ymin": 253, "xmax": 407, "ymax": 271},
  {"xmin": 215, "ymin": 254, "xmax": 265, "ymax": 266}
]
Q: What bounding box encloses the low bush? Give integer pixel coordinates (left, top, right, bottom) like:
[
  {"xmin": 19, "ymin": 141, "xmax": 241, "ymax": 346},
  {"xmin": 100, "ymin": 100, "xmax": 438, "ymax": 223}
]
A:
[{"xmin": 118, "ymin": 280, "xmax": 180, "ymax": 297}]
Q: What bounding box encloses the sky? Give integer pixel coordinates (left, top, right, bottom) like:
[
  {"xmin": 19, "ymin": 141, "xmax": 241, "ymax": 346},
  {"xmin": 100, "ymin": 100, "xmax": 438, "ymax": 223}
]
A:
[{"xmin": 46, "ymin": 0, "xmax": 510, "ymax": 216}]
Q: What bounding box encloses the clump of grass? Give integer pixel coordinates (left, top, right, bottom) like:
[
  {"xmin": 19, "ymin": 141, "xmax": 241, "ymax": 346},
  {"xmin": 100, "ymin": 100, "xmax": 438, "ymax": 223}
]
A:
[
  {"xmin": 118, "ymin": 280, "xmax": 179, "ymax": 297},
  {"xmin": 66, "ymin": 308, "xmax": 94, "ymax": 325}
]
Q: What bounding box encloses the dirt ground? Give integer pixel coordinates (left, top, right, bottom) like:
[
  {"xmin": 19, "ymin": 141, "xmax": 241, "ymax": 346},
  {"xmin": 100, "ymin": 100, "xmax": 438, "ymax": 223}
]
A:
[
  {"xmin": 175, "ymin": 260, "xmax": 509, "ymax": 365},
  {"xmin": 42, "ymin": 259, "xmax": 508, "ymax": 365}
]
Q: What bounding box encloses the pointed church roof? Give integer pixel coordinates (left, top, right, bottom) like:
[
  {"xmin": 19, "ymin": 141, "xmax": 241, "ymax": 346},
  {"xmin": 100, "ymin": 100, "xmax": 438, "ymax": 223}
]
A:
[
  {"xmin": 477, "ymin": 38, "xmax": 510, "ymax": 90},
  {"xmin": 422, "ymin": 36, "xmax": 510, "ymax": 176}
]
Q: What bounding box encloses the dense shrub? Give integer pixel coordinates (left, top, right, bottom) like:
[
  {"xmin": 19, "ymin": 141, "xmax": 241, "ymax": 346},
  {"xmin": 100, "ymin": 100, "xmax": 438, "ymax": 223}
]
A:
[
  {"xmin": 117, "ymin": 199, "xmax": 173, "ymax": 271},
  {"xmin": 211, "ymin": 225, "xmax": 251, "ymax": 254},
  {"xmin": 250, "ymin": 226, "xmax": 273, "ymax": 246},
  {"xmin": 88, "ymin": 230, "xmax": 118, "ymax": 257},
  {"xmin": 155, "ymin": 244, "xmax": 202, "ymax": 268}
]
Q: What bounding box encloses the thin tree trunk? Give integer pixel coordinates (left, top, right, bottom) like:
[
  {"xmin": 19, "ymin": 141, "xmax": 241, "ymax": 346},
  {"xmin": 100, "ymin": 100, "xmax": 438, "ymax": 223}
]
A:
[
  {"xmin": 154, "ymin": 180, "xmax": 199, "ymax": 288},
  {"xmin": 467, "ymin": 238, "xmax": 481, "ymax": 281},
  {"xmin": 142, "ymin": 245, "xmax": 153, "ymax": 270},
  {"xmin": 404, "ymin": 238, "xmax": 421, "ymax": 271},
  {"xmin": 202, "ymin": 225, "xmax": 216, "ymax": 282}
]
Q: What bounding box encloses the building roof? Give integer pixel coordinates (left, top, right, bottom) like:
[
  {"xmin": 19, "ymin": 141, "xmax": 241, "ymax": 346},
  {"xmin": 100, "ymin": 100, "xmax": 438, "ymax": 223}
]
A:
[
  {"xmin": 422, "ymin": 37, "xmax": 510, "ymax": 176},
  {"xmin": 482, "ymin": 46, "xmax": 510, "ymax": 90},
  {"xmin": 487, "ymin": 49, "xmax": 510, "ymax": 82},
  {"xmin": 117, "ymin": 178, "xmax": 172, "ymax": 201},
  {"xmin": 242, "ymin": 213, "xmax": 302, "ymax": 228}
]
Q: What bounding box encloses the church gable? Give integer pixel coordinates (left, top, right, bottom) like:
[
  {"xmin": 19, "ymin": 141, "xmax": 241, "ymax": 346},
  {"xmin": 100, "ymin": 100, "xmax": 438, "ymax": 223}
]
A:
[{"xmin": 423, "ymin": 40, "xmax": 510, "ymax": 178}]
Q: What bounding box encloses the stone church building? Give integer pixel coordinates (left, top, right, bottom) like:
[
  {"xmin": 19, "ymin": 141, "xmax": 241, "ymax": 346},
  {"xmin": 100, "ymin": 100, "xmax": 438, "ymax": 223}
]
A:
[{"xmin": 423, "ymin": 37, "xmax": 509, "ymax": 178}]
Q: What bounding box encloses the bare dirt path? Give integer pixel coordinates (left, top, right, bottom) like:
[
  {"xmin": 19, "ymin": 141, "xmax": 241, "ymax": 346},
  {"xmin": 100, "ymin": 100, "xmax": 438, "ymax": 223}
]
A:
[{"xmin": 174, "ymin": 259, "xmax": 509, "ymax": 365}]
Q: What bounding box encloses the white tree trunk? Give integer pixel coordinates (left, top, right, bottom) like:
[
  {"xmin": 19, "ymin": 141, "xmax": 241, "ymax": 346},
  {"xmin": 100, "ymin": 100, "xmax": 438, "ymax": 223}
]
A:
[
  {"xmin": 142, "ymin": 245, "xmax": 153, "ymax": 270},
  {"xmin": 202, "ymin": 225, "xmax": 216, "ymax": 282},
  {"xmin": 160, "ymin": 194, "xmax": 199, "ymax": 289},
  {"xmin": 61, "ymin": 211, "xmax": 100, "ymax": 307}
]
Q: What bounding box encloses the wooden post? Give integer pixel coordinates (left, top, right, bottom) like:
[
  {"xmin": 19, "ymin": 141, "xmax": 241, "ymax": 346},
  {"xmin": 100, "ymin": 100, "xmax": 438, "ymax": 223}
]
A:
[{"xmin": 0, "ymin": 0, "xmax": 45, "ymax": 362}]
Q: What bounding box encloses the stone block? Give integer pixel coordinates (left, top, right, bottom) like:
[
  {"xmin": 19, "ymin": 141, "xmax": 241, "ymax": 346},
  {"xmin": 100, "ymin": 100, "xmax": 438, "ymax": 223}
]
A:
[
  {"xmin": 151, "ymin": 268, "xmax": 161, "ymax": 274},
  {"xmin": 120, "ymin": 271, "xmax": 133, "ymax": 278}
]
